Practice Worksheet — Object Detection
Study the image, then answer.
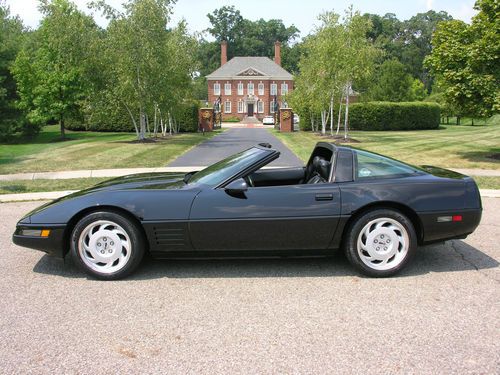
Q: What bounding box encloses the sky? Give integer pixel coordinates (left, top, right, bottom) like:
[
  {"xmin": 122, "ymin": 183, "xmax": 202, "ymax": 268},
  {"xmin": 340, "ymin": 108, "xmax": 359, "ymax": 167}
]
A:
[{"xmin": 5, "ymin": 0, "xmax": 478, "ymax": 37}]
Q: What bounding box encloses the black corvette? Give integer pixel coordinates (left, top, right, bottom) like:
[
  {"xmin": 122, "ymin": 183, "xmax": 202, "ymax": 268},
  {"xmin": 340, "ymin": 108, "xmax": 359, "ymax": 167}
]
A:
[{"xmin": 13, "ymin": 142, "xmax": 482, "ymax": 279}]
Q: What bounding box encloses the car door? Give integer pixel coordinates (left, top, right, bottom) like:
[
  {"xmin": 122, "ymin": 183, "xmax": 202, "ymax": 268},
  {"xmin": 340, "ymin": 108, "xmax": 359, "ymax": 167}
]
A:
[{"xmin": 188, "ymin": 183, "xmax": 341, "ymax": 251}]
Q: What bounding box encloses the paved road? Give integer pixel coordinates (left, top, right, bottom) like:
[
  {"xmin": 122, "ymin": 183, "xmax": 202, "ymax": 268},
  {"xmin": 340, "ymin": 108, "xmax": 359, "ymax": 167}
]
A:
[
  {"xmin": 0, "ymin": 200, "xmax": 499, "ymax": 374},
  {"xmin": 168, "ymin": 128, "xmax": 303, "ymax": 167}
]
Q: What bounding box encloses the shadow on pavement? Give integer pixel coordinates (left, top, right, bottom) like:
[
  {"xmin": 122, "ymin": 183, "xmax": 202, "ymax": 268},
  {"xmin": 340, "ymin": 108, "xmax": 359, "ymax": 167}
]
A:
[{"xmin": 33, "ymin": 240, "xmax": 498, "ymax": 281}]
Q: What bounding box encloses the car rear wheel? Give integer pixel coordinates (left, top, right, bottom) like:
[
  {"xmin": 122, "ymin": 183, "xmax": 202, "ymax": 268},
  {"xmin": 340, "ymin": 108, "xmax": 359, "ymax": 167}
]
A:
[
  {"xmin": 344, "ymin": 209, "xmax": 416, "ymax": 277},
  {"xmin": 70, "ymin": 211, "xmax": 145, "ymax": 280}
]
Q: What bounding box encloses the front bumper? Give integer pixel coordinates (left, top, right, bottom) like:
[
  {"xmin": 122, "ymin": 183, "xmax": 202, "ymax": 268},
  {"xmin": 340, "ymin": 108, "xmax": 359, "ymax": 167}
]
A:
[{"xmin": 12, "ymin": 224, "xmax": 67, "ymax": 258}]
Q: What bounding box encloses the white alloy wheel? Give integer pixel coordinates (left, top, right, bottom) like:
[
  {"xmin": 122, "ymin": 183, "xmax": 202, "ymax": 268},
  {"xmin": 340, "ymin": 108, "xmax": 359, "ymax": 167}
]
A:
[
  {"xmin": 356, "ymin": 217, "xmax": 409, "ymax": 271},
  {"xmin": 78, "ymin": 220, "xmax": 132, "ymax": 274}
]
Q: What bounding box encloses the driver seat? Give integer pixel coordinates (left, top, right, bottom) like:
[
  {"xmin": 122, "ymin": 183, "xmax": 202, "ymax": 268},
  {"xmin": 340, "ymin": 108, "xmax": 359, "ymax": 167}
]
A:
[{"xmin": 306, "ymin": 156, "xmax": 330, "ymax": 184}]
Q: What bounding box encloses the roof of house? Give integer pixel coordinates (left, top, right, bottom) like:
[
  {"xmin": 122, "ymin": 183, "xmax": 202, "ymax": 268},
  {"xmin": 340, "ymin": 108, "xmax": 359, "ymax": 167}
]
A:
[{"xmin": 206, "ymin": 57, "xmax": 293, "ymax": 80}]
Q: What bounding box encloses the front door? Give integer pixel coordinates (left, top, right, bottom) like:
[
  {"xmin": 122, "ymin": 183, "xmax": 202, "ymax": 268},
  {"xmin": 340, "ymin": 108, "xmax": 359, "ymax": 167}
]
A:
[
  {"xmin": 189, "ymin": 184, "xmax": 341, "ymax": 251},
  {"xmin": 247, "ymin": 103, "xmax": 254, "ymax": 116}
]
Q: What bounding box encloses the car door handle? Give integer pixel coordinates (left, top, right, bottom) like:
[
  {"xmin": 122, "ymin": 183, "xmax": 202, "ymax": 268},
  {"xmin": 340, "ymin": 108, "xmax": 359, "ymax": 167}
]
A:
[{"xmin": 315, "ymin": 193, "xmax": 333, "ymax": 201}]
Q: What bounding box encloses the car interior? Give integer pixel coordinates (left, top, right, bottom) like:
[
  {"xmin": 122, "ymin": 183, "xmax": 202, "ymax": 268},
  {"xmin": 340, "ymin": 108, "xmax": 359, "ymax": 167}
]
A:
[{"xmin": 246, "ymin": 146, "xmax": 334, "ymax": 187}]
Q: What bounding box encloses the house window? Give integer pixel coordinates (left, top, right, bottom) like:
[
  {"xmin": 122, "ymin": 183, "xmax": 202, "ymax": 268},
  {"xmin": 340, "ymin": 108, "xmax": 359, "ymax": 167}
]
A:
[
  {"xmin": 257, "ymin": 101, "xmax": 264, "ymax": 113},
  {"xmin": 281, "ymin": 83, "xmax": 288, "ymax": 95},
  {"xmin": 238, "ymin": 82, "xmax": 243, "ymax": 95},
  {"xmin": 270, "ymin": 83, "xmax": 277, "ymax": 96},
  {"xmin": 247, "ymin": 83, "xmax": 254, "ymax": 95},
  {"xmin": 224, "ymin": 100, "xmax": 231, "ymax": 113},
  {"xmin": 213, "ymin": 83, "xmax": 220, "ymax": 96},
  {"xmin": 270, "ymin": 99, "xmax": 276, "ymax": 113},
  {"xmin": 258, "ymin": 83, "xmax": 264, "ymax": 96},
  {"xmin": 224, "ymin": 83, "xmax": 231, "ymax": 95},
  {"xmin": 237, "ymin": 101, "xmax": 244, "ymax": 113}
]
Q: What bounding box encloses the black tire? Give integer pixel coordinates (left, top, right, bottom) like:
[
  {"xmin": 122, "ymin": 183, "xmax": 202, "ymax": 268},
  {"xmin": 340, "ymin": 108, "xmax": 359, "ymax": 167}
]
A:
[
  {"xmin": 70, "ymin": 211, "xmax": 146, "ymax": 280},
  {"xmin": 343, "ymin": 209, "xmax": 417, "ymax": 277}
]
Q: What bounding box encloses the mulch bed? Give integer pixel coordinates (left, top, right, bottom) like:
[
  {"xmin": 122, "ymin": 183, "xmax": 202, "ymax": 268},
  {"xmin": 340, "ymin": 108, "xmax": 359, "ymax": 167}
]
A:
[
  {"xmin": 488, "ymin": 153, "xmax": 500, "ymax": 160},
  {"xmin": 319, "ymin": 134, "xmax": 361, "ymax": 144}
]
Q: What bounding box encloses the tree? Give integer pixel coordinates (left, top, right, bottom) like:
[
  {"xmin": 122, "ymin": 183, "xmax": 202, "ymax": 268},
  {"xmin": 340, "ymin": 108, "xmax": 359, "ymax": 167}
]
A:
[
  {"xmin": 399, "ymin": 10, "xmax": 453, "ymax": 87},
  {"xmin": 12, "ymin": 0, "xmax": 98, "ymax": 139},
  {"xmin": 0, "ymin": 1, "xmax": 28, "ymax": 140},
  {"xmin": 424, "ymin": 0, "xmax": 499, "ymax": 117},
  {"xmin": 366, "ymin": 58, "xmax": 413, "ymax": 101},
  {"xmin": 92, "ymin": 0, "xmax": 198, "ymax": 140},
  {"xmin": 363, "ymin": 11, "xmax": 452, "ymax": 90},
  {"xmin": 292, "ymin": 9, "xmax": 378, "ymax": 138}
]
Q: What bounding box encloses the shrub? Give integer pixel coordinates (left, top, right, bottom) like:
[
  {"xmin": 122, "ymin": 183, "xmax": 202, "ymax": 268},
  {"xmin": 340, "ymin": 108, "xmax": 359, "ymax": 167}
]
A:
[
  {"xmin": 223, "ymin": 116, "xmax": 240, "ymax": 122},
  {"xmin": 349, "ymin": 102, "xmax": 440, "ymax": 130},
  {"xmin": 173, "ymin": 101, "xmax": 199, "ymax": 132}
]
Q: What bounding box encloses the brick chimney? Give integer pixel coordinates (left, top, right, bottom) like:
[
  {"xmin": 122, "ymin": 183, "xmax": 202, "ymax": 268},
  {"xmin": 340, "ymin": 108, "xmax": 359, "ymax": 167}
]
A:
[
  {"xmin": 274, "ymin": 41, "xmax": 281, "ymax": 66},
  {"xmin": 221, "ymin": 41, "xmax": 228, "ymax": 66}
]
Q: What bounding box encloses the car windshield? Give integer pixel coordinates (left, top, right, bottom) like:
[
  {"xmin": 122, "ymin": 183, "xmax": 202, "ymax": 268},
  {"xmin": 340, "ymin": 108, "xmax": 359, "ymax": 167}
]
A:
[{"xmin": 188, "ymin": 147, "xmax": 271, "ymax": 187}]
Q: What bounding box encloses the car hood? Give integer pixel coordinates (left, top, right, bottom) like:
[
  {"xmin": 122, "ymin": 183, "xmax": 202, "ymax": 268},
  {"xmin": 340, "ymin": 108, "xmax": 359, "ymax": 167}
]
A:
[
  {"xmin": 18, "ymin": 172, "xmax": 192, "ymax": 223},
  {"xmin": 89, "ymin": 172, "xmax": 188, "ymax": 191}
]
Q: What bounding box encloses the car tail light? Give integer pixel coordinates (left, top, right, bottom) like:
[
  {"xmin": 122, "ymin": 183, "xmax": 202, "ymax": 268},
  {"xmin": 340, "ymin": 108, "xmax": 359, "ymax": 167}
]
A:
[{"xmin": 437, "ymin": 215, "xmax": 463, "ymax": 223}]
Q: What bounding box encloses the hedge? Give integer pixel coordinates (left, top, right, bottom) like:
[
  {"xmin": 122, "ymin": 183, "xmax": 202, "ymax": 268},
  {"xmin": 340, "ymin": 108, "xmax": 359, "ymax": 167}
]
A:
[
  {"xmin": 349, "ymin": 102, "xmax": 440, "ymax": 130},
  {"xmin": 66, "ymin": 101, "xmax": 200, "ymax": 133}
]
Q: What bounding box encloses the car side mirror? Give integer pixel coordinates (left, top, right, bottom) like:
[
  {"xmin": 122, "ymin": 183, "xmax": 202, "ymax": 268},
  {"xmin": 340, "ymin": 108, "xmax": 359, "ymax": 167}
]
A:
[{"xmin": 225, "ymin": 178, "xmax": 248, "ymax": 193}]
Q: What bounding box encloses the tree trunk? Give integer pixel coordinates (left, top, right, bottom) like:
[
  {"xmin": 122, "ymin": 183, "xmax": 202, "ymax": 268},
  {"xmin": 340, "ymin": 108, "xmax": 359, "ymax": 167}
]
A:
[
  {"xmin": 471, "ymin": 118, "xmax": 474, "ymax": 126},
  {"xmin": 59, "ymin": 115, "xmax": 65, "ymax": 139},
  {"xmin": 321, "ymin": 109, "xmax": 329, "ymax": 135},
  {"xmin": 139, "ymin": 108, "xmax": 146, "ymax": 140},
  {"xmin": 336, "ymin": 92, "xmax": 344, "ymax": 136},
  {"xmin": 329, "ymin": 95, "xmax": 334, "ymax": 136},
  {"xmin": 457, "ymin": 116, "xmax": 461, "ymax": 125},
  {"xmin": 344, "ymin": 82, "xmax": 350, "ymax": 140},
  {"xmin": 168, "ymin": 112, "xmax": 173, "ymax": 135},
  {"xmin": 146, "ymin": 113, "xmax": 151, "ymax": 137},
  {"xmin": 123, "ymin": 103, "xmax": 139, "ymax": 138},
  {"xmin": 153, "ymin": 105, "xmax": 158, "ymax": 137}
]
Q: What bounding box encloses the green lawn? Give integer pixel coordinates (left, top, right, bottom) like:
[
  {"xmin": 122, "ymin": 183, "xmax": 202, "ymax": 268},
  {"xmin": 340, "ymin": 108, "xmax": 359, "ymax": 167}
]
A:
[
  {"xmin": 276, "ymin": 115, "xmax": 500, "ymax": 170},
  {"xmin": 0, "ymin": 177, "xmax": 109, "ymax": 194},
  {"xmin": 0, "ymin": 125, "xmax": 220, "ymax": 174}
]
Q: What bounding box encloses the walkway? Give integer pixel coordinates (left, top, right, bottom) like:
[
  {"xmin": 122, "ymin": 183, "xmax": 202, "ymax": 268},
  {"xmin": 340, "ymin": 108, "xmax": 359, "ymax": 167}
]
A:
[{"xmin": 167, "ymin": 128, "xmax": 303, "ymax": 167}]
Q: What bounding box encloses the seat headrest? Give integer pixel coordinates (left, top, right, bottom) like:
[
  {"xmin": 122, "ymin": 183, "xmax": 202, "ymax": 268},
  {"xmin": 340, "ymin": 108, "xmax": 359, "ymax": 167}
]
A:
[{"xmin": 313, "ymin": 156, "xmax": 331, "ymax": 180}]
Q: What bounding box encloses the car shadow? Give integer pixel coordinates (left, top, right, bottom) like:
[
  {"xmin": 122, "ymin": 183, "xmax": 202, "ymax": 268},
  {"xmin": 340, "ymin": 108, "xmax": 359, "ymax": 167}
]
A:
[{"xmin": 32, "ymin": 240, "xmax": 498, "ymax": 281}]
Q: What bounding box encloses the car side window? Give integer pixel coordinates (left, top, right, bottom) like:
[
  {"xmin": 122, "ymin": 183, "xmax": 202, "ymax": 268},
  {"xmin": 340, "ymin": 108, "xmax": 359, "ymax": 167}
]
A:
[{"xmin": 355, "ymin": 150, "xmax": 416, "ymax": 179}]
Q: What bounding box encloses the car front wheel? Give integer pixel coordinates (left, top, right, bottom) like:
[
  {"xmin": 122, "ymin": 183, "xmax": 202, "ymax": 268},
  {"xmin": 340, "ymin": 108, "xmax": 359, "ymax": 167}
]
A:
[
  {"xmin": 344, "ymin": 209, "xmax": 417, "ymax": 277},
  {"xmin": 70, "ymin": 211, "xmax": 145, "ymax": 280}
]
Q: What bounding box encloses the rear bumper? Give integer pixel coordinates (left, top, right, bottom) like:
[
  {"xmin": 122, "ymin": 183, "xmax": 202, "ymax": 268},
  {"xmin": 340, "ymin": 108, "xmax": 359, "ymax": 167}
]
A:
[
  {"xmin": 12, "ymin": 224, "xmax": 67, "ymax": 258},
  {"xmin": 419, "ymin": 208, "xmax": 482, "ymax": 244}
]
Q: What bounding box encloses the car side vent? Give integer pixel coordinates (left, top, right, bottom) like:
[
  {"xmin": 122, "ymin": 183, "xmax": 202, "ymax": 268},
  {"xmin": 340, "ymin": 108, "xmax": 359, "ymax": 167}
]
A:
[{"xmin": 153, "ymin": 227, "xmax": 186, "ymax": 248}]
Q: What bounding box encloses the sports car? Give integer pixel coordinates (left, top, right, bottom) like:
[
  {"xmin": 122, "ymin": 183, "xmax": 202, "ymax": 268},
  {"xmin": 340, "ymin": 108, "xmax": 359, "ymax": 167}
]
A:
[{"xmin": 13, "ymin": 142, "xmax": 482, "ymax": 280}]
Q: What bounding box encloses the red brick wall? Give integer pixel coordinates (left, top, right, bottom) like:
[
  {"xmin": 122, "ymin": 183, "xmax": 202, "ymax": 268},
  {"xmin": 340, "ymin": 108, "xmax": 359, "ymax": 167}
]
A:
[{"xmin": 208, "ymin": 79, "xmax": 294, "ymax": 121}]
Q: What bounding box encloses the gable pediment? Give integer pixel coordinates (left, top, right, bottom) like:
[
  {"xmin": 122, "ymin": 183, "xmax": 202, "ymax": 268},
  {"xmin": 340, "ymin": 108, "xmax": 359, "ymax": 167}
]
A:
[{"xmin": 237, "ymin": 67, "xmax": 265, "ymax": 77}]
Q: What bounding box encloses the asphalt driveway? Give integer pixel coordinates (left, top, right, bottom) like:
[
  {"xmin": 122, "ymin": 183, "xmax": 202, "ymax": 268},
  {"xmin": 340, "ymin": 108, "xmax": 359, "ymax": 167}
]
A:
[
  {"xmin": 168, "ymin": 128, "xmax": 303, "ymax": 167},
  {"xmin": 0, "ymin": 199, "xmax": 499, "ymax": 374}
]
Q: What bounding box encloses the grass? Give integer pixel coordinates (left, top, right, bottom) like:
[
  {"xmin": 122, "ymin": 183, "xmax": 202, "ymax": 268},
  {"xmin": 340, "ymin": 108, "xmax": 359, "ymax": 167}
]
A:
[
  {"xmin": 0, "ymin": 178, "xmax": 109, "ymax": 194},
  {"xmin": 0, "ymin": 125, "xmax": 221, "ymax": 174},
  {"xmin": 276, "ymin": 115, "xmax": 500, "ymax": 170},
  {"xmin": 472, "ymin": 176, "xmax": 500, "ymax": 190}
]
